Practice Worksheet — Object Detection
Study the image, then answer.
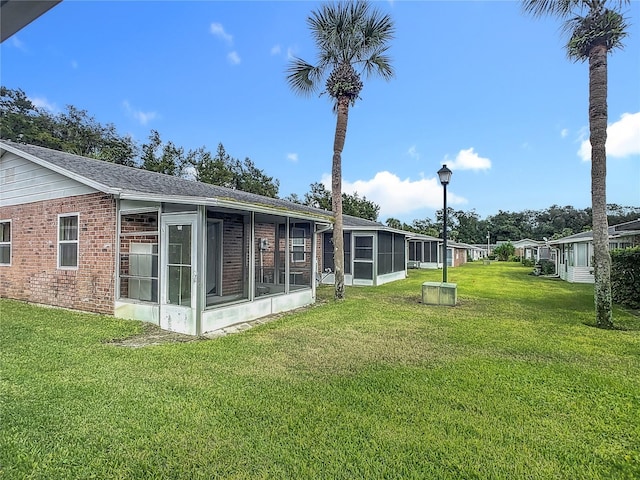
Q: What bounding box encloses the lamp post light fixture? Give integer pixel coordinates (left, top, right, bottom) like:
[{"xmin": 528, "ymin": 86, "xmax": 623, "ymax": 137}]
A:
[
  {"xmin": 487, "ymin": 231, "xmax": 490, "ymax": 258},
  {"xmin": 421, "ymin": 164, "xmax": 457, "ymax": 306},
  {"xmin": 437, "ymin": 164, "xmax": 452, "ymax": 283}
]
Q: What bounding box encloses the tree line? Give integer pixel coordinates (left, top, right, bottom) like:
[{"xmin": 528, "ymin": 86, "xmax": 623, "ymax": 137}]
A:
[
  {"xmin": 0, "ymin": 86, "xmax": 380, "ymax": 215},
  {"xmin": 2, "ymin": 86, "xmax": 637, "ymax": 242},
  {"xmin": 386, "ymin": 204, "xmax": 639, "ymax": 244}
]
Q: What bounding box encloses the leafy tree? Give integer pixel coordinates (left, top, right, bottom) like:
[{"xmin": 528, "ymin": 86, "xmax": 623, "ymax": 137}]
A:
[
  {"xmin": 494, "ymin": 242, "xmax": 515, "ymax": 261},
  {"xmin": 232, "ymin": 157, "xmax": 279, "ymax": 198},
  {"xmin": 299, "ymin": 182, "xmax": 379, "ymax": 220},
  {"xmin": 192, "ymin": 143, "xmax": 279, "ymax": 198},
  {"xmin": 141, "ymin": 130, "xmax": 188, "ymax": 176},
  {"xmin": 523, "ymin": 0, "xmax": 629, "ymax": 329},
  {"xmin": 303, "ymin": 182, "xmax": 332, "ymax": 211},
  {"xmin": 385, "ymin": 218, "xmax": 402, "ymax": 230},
  {"xmin": 287, "ymin": 0, "xmax": 394, "ymax": 299},
  {"xmin": 343, "ymin": 191, "xmax": 379, "ymax": 221},
  {"xmin": 607, "ymin": 204, "xmax": 640, "ymax": 225},
  {"xmin": 408, "ymin": 218, "xmax": 439, "ymax": 237},
  {"xmin": 0, "ymin": 87, "xmax": 137, "ymax": 165},
  {"xmin": 194, "ymin": 143, "xmax": 238, "ymax": 188},
  {"xmin": 284, "ymin": 193, "xmax": 303, "ymax": 204}
]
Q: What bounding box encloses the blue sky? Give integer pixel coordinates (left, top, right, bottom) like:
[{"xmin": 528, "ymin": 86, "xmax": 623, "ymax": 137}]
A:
[{"xmin": 2, "ymin": 0, "xmax": 639, "ymax": 223}]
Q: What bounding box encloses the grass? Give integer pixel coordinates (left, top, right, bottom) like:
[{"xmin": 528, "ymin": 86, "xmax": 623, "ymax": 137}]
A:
[{"xmin": 1, "ymin": 262, "xmax": 639, "ymax": 479}]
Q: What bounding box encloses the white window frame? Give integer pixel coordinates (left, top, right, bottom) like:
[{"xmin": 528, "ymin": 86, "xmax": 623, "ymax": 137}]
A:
[
  {"xmin": 58, "ymin": 213, "xmax": 79, "ymax": 269},
  {"xmin": 291, "ymin": 227, "xmax": 306, "ymax": 263},
  {"xmin": 0, "ymin": 220, "xmax": 11, "ymax": 266}
]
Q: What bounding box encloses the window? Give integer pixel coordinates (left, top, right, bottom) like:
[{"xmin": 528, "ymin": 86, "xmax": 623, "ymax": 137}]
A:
[
  {"xmin": 354, "ymin": 235, "xmax": 373, "ymax": 260},
  {"xmin": 575, "ymin": 243, "xmax": 589, "ymax": 266},
  {"xmin": 119, "ymin": 212, "xmax": 159, "ymax": 303},
  {"xmin": 0, "ymin": 221, "xmax": 10, "ymax": 265},
  {"xmin": 58, "ymin": 214, "xmax": 79, "ymax": 268},
  {"xmin": 291, "ymin": 227, "xmax": 306, "ymax": 262}
]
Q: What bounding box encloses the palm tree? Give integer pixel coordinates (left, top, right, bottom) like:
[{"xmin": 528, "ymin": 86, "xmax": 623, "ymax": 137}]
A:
[
  {"xmin": 286, "ymin": 1, "xmax": 394, "ymax": 299},
  {"xmin": 523, "ymin": 0, "xmax": 629, "ymax": 329}
]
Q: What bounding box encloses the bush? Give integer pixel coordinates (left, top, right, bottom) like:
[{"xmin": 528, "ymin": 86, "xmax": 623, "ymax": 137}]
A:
[
  {"xmin": 611, "ymin": 247, "xmax": 640, "ymax": 310},
  {"xmin": 538, "ymin": 259, "xmax": 556, "ymax": 275},
  {"xmin": 522, "ymin": 258, "xmax": 535, "ymax": 267},
  {"xmin": 494, "ymin": 242, "xmax": 515, "ymax": 261}
]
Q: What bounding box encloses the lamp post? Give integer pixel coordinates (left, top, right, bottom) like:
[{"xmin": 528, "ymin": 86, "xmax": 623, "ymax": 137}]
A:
[
  {"xmin": 487, "ymin": 231, "xmax": 490, "ymax": 258},
  {"xmin": 437, "ymin": 164, "xmax": 452, "ymax": 283}
]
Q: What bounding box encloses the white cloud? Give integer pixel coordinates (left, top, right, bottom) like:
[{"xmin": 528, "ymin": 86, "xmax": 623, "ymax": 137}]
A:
[
  {"xmin": 271, "ymin": 44, "xmax": 281, "ymax": 55},
  {"xmin": 227, "ymin": 51, "xmax": 241, "ymax": 65},
  {"xmin": 407, "ymin": 145, "xmax": 420, "ymax": 161},
  {"xmin": 10, "ymin": 36, "xmax": 26, "ymax": 51},
  {"xmin": 321, "ymin": 171, "xmax": 467, "ymax": 219},
  {"xmin": 71, "ymin": 60, "xmax": 79, "ymax": 69},
  {"xmin": 30, "ymin": 96, "xmax": 57, "ymax": 112},
  {"xmin": 123, "ymin": 101, "xmax": 158, "ymax": 126},
  {"xmin": 561, "ymin": 128, "xmax": 569, "ymax": 138},
  {"xmin": 578, "ymin": 112, "xmax": 640, "ymax": 161},
  {"xmin": 444, "ymin": 147, "xmax": 491, "ymax": 171},
  {"xmin": 287, "ymin": 153, "xmax": 298, "ymax": 163},
  {"xmin": 210, "ymin": 22, "xmax": 233, "ymax": 44}
]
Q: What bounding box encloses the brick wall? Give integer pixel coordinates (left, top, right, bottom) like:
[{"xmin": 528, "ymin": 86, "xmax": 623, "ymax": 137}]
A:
[
  {"xmin": 221, "ymin": 214, "xmax": 247, "ymax": 296},
  {"xmin": 0, "ymin": 192, "xmax": 117, "ymax": 313}
]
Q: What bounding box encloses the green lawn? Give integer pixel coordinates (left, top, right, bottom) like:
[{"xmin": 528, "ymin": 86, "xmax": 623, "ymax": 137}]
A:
[{"xmin": 1, "ymin": 262, "xmax": 639, "ymax": 479}]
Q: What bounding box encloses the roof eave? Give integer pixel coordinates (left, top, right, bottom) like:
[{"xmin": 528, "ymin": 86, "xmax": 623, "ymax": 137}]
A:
[{"xmin": 1, "ymin": 141, "xmax": 121, "ymax": 195}]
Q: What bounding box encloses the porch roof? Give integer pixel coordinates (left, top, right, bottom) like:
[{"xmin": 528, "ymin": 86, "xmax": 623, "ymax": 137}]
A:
[
  {"xmin": 549, "ymin": 220, "xmax": 640, "ymax": 245},
  {"xmin": 1, "ymin": 140, "xmax": 333, "ymax": 222}
]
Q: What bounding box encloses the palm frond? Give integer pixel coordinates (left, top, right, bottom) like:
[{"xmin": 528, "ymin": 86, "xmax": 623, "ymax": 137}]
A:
[
  {"xmin": 287, "ymin": 0, "xmax": 395, "ymax": 103},
  {"xmin": 522, "ymin": 0, "xmax": 577, "ymax": 18},
  {"xmin": 286, "ymin": 57, "xmax": 324, "ymax": 96},
  {"xmin": 361, "ymin": 48, "xmax": 394, "ymax": 80},
  {"xmin": 565, "ymin": 8, "xmax": 628, "ymax": 60}
]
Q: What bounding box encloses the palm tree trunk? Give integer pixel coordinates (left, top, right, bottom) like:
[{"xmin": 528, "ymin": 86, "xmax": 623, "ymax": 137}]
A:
[
  {"xmin": 589, "ymin": 43, "xmax": 613, "ymax": 329},
  {"xmin": 332, "ymin": 97, "xmax": 350, "ymax": 300}
]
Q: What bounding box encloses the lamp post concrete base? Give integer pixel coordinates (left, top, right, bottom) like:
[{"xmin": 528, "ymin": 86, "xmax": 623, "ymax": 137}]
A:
[{"xmin": 422, "ymin": 282, "xmax": 457, "ymax": 306}]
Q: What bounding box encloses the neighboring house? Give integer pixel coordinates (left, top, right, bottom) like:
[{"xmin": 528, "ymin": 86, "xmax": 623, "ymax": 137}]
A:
[
  {"xmin": 407, "ymin": 234, "xmax": 469, "ymax": 269},
  {"xmin": 512, "ymin": 238, "xmax": 542, "ymax": 261},
  {"xmin": 0, "ymin": 141, "xmax": 333, "ymax": 335},
  {"xmin": 549, "ymin": 219, "xmax": 640, "ymax": 283},
  {"xmin": 407, "ymin": 233, "xmax": 441, "ymax": 269},
  {"xmin": 454, "ymin": 241, "xmax": 483, "ymax": 262},
  {"xmin": 318, "ymin": 215, "xmax": 408, "ymax": 286}
]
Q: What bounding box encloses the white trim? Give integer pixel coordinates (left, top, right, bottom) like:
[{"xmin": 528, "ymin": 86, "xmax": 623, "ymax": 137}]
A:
[
  {"xmin": 0, "ymin": 219, "xmax": 11, "ymax": 266},
  {"xmin": 0, "ymin": 142, "xmax": 121, "ymax": 195},
  {"xmin": 57, "ymin": 213, "xmax": 79, "ymax": 269}
]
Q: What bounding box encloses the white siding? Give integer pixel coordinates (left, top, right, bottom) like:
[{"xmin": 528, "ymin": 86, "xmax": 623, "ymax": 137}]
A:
[{"xmin": 0, "ymin": 152, "xmax": 96, "ymax": 207}]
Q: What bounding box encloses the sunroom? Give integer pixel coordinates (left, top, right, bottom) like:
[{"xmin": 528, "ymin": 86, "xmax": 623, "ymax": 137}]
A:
[
  {"xmin": 116, "ymin": 200, "xmax": 328, "ymax": 335},
  {"xmin": 318, "ymin": 216, "xmax": 408, "ymax": 287}
]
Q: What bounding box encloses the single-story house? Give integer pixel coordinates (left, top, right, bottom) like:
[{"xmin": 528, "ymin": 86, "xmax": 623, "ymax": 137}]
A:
[
  {"xmin": 407, "ymin": 234, "xmax": 469, "ymax": 269},
  {"xmin": 454, "ymin": 241, "xmax": 484, "ymax": 262},
  {"xmin": 0, "ymin": 140, "xmax": 334, "ymax": 335},
  {"xmin": 511, "ymin": 238, "xmax": 543, "ymax": 261},
  {"xmin": 549, "ymin": 219, "xmax": 640, "ymax": 283},
  {"xmin": 318, "ymin": 215, "xmax": 408, "ymax": 286}
]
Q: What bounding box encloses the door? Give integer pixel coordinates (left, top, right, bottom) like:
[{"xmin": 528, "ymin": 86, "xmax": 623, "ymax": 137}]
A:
[
  {"xmin": 353, "ymin": 234, "xmax": 374, "ymax": 282},
  {"xmin": 160, "ymin": 214, "xmax": 197, "ymax": 335}
]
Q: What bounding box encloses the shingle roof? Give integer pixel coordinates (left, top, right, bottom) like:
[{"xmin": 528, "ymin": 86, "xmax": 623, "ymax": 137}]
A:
[
  {"xmin": 549, "ymin": 221, "xmax": 640, "ymax": 245},
  {"xmin": 1, "ymin": 140, "xmax": 333, "ymax": 221}
]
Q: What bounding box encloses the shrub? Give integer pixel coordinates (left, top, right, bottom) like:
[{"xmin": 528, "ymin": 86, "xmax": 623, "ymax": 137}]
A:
[
  {"xmin": 611, "ymin": 247, "xmax": 640, "ymax": 310},
  {"xmin": 494, "ymin": 242, "xmax": 515, "ymax": 261},
  {"xmin": 538, "ymin": 259, "xmax": 556, "ymax": 275},
  {"xmin": 522, "ymin": 258, "xmax": 535, "ymax": 267}
]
